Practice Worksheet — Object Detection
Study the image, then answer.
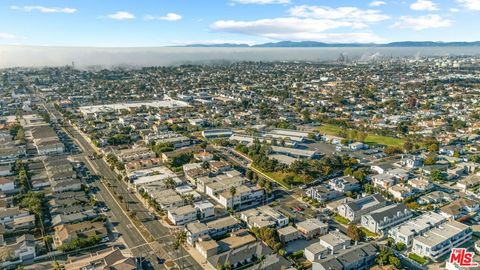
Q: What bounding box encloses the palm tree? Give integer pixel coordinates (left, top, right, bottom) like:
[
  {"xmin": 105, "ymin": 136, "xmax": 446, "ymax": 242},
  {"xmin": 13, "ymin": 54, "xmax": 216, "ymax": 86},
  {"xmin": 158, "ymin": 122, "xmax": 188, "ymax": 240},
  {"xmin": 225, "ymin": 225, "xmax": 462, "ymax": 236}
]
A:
[
  {"xmin": 183, "ymin": 194, "xmax": 194, "ymax": 205},
  {"xmin": 172, "ymin": 231, "xmax": 187, "ymax": 269},
  {"xmin": 229, "ymin": 186, "xmax": 237, "ymax": 209},
  {"xmin": 201, "ymin": 161, "xmax": 210, "ymax": 169},
  {"xmin": 264, "ymin": 181, "xmax": 271, "ymax": 205},
  {"xmin": 259, "ymin": 255, "xmax": 266, "ymax": 268},
  {"xmin": 53, "ymin": 261, "xmax": 64, "ymax": 270},
  {"xmin": 165, "ymin": 177, "xmax": 176, "ymax": 189}
]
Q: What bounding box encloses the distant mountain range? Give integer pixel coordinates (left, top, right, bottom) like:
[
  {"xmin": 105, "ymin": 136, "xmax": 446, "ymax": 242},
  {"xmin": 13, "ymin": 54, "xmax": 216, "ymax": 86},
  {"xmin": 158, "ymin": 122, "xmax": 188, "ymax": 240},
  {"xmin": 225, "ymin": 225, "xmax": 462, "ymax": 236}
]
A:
[{"xmin": 183, "ymin": 41, "xmax": 480, "ymax": 48}]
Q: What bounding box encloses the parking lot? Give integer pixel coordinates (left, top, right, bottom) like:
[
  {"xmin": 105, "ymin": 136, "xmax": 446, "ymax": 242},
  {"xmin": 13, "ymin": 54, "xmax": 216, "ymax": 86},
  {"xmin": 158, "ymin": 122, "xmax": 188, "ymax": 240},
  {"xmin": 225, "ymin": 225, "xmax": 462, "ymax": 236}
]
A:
[
  {"xmin": 270, "ymin": 190, "xmax": 318, "ymax": 223},
  {"xmin": 300, "ymin": 141, "xmax": 336, "ymax": 156}
]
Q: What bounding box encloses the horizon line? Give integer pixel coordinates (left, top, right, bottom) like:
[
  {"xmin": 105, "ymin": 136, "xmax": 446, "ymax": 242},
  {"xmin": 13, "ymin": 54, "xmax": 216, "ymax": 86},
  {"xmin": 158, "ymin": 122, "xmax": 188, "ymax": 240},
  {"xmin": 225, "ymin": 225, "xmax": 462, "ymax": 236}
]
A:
[{"xmin": 1, "ymin": 40, "xmax": 480, "ymax": 49}]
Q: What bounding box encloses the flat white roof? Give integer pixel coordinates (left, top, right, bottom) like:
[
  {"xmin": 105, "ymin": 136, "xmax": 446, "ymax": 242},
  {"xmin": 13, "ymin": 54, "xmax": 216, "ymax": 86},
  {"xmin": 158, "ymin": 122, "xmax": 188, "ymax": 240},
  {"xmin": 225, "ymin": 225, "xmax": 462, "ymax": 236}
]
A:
[
  {"xmin": 269, "ymin": 129, "xmax": 309, "ymax": 137},
  {"xmin": 389, "ymin": 212, "xmax": 446, "ymax": 238},
  {"xmin": 128, "ymin": 165, "xmax": 176, "ymax": 178},
  {"xmin": 413, "ymin": 220, "xmax": 470, "ymax": 247},
  {"xmin": 194, "ymin": 200, "xmax": 215, "ymax": 210},
  {"xmin": 134, "ymin": 174, "xmax": 181, "ymax": 186}
]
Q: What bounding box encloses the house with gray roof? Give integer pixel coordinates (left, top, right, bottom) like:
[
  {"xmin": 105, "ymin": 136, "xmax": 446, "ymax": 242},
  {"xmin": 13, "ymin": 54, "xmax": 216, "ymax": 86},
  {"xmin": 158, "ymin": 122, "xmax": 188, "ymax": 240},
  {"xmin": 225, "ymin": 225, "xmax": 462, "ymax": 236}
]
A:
[
  {"xmin": 361, "ymin": 204, "xmax": 413, "ymax": 233},
  {"xmin": 312, "ymin": 243, "xmax": 377, "ymax": 270},
  {"xmin": 337, "ymin": 194, "xmax": 387, "ymax": 223}
]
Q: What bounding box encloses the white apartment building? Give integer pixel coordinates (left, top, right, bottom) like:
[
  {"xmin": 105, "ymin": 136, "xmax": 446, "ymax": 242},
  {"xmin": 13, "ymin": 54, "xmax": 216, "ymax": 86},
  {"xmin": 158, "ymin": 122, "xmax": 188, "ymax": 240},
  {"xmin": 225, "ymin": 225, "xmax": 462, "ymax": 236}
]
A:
[
  {"xmin": 412, "ymin": 220, "xmax": 472, "ymax": 260},
  {"xmin": 116, "ymin": 147, "xmax": 156, "ymax": 163},
  {"xmin": 35, "ymin": 138, "xmax": 65, "ymax": 155},
  {"xmin": 388, "ymin": 212, "xmax": 446, "ymax": 246},
  {"xmin": 194, "ymin": 200, "xmax": 215, "ymax": 220},
  {"xmin": 215, "ymin": 185, "xmax": 264, "ymax": 210},
  {"xmin": 167, "ymin": 205, "xmax": 198, "ymax": 225},
  {"xmin": 204, "ymin": 176, "xmax": 244, "ymax": 198},
  {"xmin": 240, "ymin": 205, "xmax": 288, "ymax": 229}
]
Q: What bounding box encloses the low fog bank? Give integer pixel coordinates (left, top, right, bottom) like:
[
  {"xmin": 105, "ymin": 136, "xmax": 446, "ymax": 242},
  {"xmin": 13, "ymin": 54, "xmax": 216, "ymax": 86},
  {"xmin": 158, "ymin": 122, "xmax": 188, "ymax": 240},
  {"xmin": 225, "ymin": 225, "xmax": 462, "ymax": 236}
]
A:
[{"xmin": 1, "ymin": 46, "xmax": 479, "ymax": 69}]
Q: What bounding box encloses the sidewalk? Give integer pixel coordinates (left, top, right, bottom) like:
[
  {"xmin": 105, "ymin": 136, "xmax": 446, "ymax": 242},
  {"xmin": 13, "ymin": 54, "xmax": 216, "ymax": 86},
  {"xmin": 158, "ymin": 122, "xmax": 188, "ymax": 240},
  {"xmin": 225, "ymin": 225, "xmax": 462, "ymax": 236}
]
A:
[
  {"xmin": 132, "ymin": 189, "xmax": 180, "ymax": 230},
  {"xmin": 182, "ymin": 244, "xmax": 210, "ymax": 270}
]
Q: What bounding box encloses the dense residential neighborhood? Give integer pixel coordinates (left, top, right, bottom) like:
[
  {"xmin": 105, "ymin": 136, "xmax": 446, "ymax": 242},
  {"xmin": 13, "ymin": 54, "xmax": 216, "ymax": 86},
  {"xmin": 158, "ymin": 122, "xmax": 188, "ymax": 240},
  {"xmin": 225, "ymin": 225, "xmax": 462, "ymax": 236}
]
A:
[{"xmin": 0, "ymin": 56, "xmax": 480, "ymax": 270}]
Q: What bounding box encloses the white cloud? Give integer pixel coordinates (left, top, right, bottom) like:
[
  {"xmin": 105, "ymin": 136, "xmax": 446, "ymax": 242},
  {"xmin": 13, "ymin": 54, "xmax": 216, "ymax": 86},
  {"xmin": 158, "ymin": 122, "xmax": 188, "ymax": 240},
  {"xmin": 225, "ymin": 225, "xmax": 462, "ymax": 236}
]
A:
[
  {"xmin": 449, "ymin": 8, "xmax": 460, "ymax": 12},
  {"xmin": 210, "ymin": 18, "xmax": 385, "ymax": 42},
  {"xmin": 289, "ymin": 5, "xmax": 390, "ymax": 24},
  {"xmin": 231, "ymin": 0, "xmax": 290, "ymax": 4},
  {"xmin": 391, "ymin": 14, "xmax": 452, "ymax": 30},
  {"xmin": 410, "ymin": 0, "xmax": 438, "ymax": 10},
  {"xmin": 0, "ymin": 32, "xmax": 18, "ymax": 40},
  {"xmin": 106, "ymin": 11, "xmax": 135, "ymax": 20},
  {"xmin": 212, "ymin": 18, "xmax": 352, "ymax": 34},
  {"xmin": 145, "ymin": 13, "xmax": 182, "ymax": 21},
  {"xmin": 370, "ymin": 1, "xmax": 387, "ymax": 7},
  {"xmin": 10, "ymin": 5, "xmax": 76, "ymax": 14},
  {"xmin": 456, "ymin": 0, "xmax": 480, "ymax": 10}
]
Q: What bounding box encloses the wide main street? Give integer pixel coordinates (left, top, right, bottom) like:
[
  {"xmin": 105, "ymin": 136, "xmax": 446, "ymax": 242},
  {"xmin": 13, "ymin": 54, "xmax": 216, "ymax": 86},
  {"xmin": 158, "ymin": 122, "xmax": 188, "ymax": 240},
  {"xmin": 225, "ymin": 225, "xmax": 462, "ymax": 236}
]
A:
[{"xmin": 44, "ymin": 103, "xmax": 202, "ymax": 270}]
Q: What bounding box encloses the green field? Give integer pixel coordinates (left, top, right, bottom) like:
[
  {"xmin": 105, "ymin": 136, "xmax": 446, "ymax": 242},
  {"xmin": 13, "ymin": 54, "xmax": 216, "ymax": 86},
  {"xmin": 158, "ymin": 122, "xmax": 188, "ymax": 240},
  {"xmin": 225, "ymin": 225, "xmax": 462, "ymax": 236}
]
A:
[{"xmin": 318, "ymin": 124, "xmax": 405, "ymax": 147}]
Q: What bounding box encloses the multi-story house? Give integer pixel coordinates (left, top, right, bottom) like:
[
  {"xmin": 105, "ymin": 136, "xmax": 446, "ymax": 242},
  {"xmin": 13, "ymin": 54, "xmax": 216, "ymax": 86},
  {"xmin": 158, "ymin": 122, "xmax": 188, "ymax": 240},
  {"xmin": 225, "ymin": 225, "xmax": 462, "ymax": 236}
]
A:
[
  {"xmin": 337, "ymin": 194, "xmax": 387, "ymax": 223},
  {"xmin": 167, "ymin": 205, "xmax": 198, "ymax": 225},
  {"xmin": 328, "ymin": 176, "xmax": 361, "ymax": 193},
  {"xmin": 240, "ymin": 205, "xmax": 288, "ymax": 229},
  {"xmin": 311, "ymin": 243, "xmax": 377, "ymax": 270},
  {"xmin": 388, "ymin": 212, "xmax": 446, "ymax": 246},
  {"xmin": 361, "ymin": 204, "xmax": 413, "ymax": 233},
  {"xmin": 185, "ymin": 216, "xmax": 241, "ymax": 245},
  {"xmin": 412, "ymin": 220, "xmax": 472, "ymax": 260}
]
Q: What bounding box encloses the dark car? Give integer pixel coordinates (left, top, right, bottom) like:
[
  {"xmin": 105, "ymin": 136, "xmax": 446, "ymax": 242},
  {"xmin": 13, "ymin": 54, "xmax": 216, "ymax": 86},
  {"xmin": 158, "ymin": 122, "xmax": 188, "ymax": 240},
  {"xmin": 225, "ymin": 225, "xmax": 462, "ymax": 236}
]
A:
[{"xmin": 141, "ymin": 260, "xmax": 154, "ymax": 270}]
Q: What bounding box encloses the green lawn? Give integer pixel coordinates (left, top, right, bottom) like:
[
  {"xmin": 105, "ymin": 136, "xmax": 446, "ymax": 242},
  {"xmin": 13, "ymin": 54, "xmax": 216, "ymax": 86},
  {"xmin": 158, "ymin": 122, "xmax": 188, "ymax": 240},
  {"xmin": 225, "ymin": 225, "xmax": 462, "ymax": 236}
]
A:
[
  {"xmin": 318, "ymin": 124, "xmax": 405, "ymax": 147},
  {"xmin": 408, "ymin": 253, "xmax": 428, "ymax": 265},
  {"xmin": 364, "ymin": 134, "xmax": 405, "ymax": 147},
  {"xmin": 318, "ymin": 124, "xmax": 345, "ymax": 135},
  {"xmin": 333, "ymin": 214, "xmax": 350, "ymax": 225},
  {"xmin": 359, "ymin": 227, "xmax": 380, "ymax": 238},
  {"xmin": 257, "ymin": 167, "xmax": 309, "ymax": 190}
]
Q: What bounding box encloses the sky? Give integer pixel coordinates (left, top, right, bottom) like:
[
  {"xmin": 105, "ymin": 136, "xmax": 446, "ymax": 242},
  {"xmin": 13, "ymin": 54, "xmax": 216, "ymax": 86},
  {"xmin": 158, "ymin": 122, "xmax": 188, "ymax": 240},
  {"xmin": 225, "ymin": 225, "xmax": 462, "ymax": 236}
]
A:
[{"xmin": 0, "ymin": 0, "xmax": 479, "ymax": 46}]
